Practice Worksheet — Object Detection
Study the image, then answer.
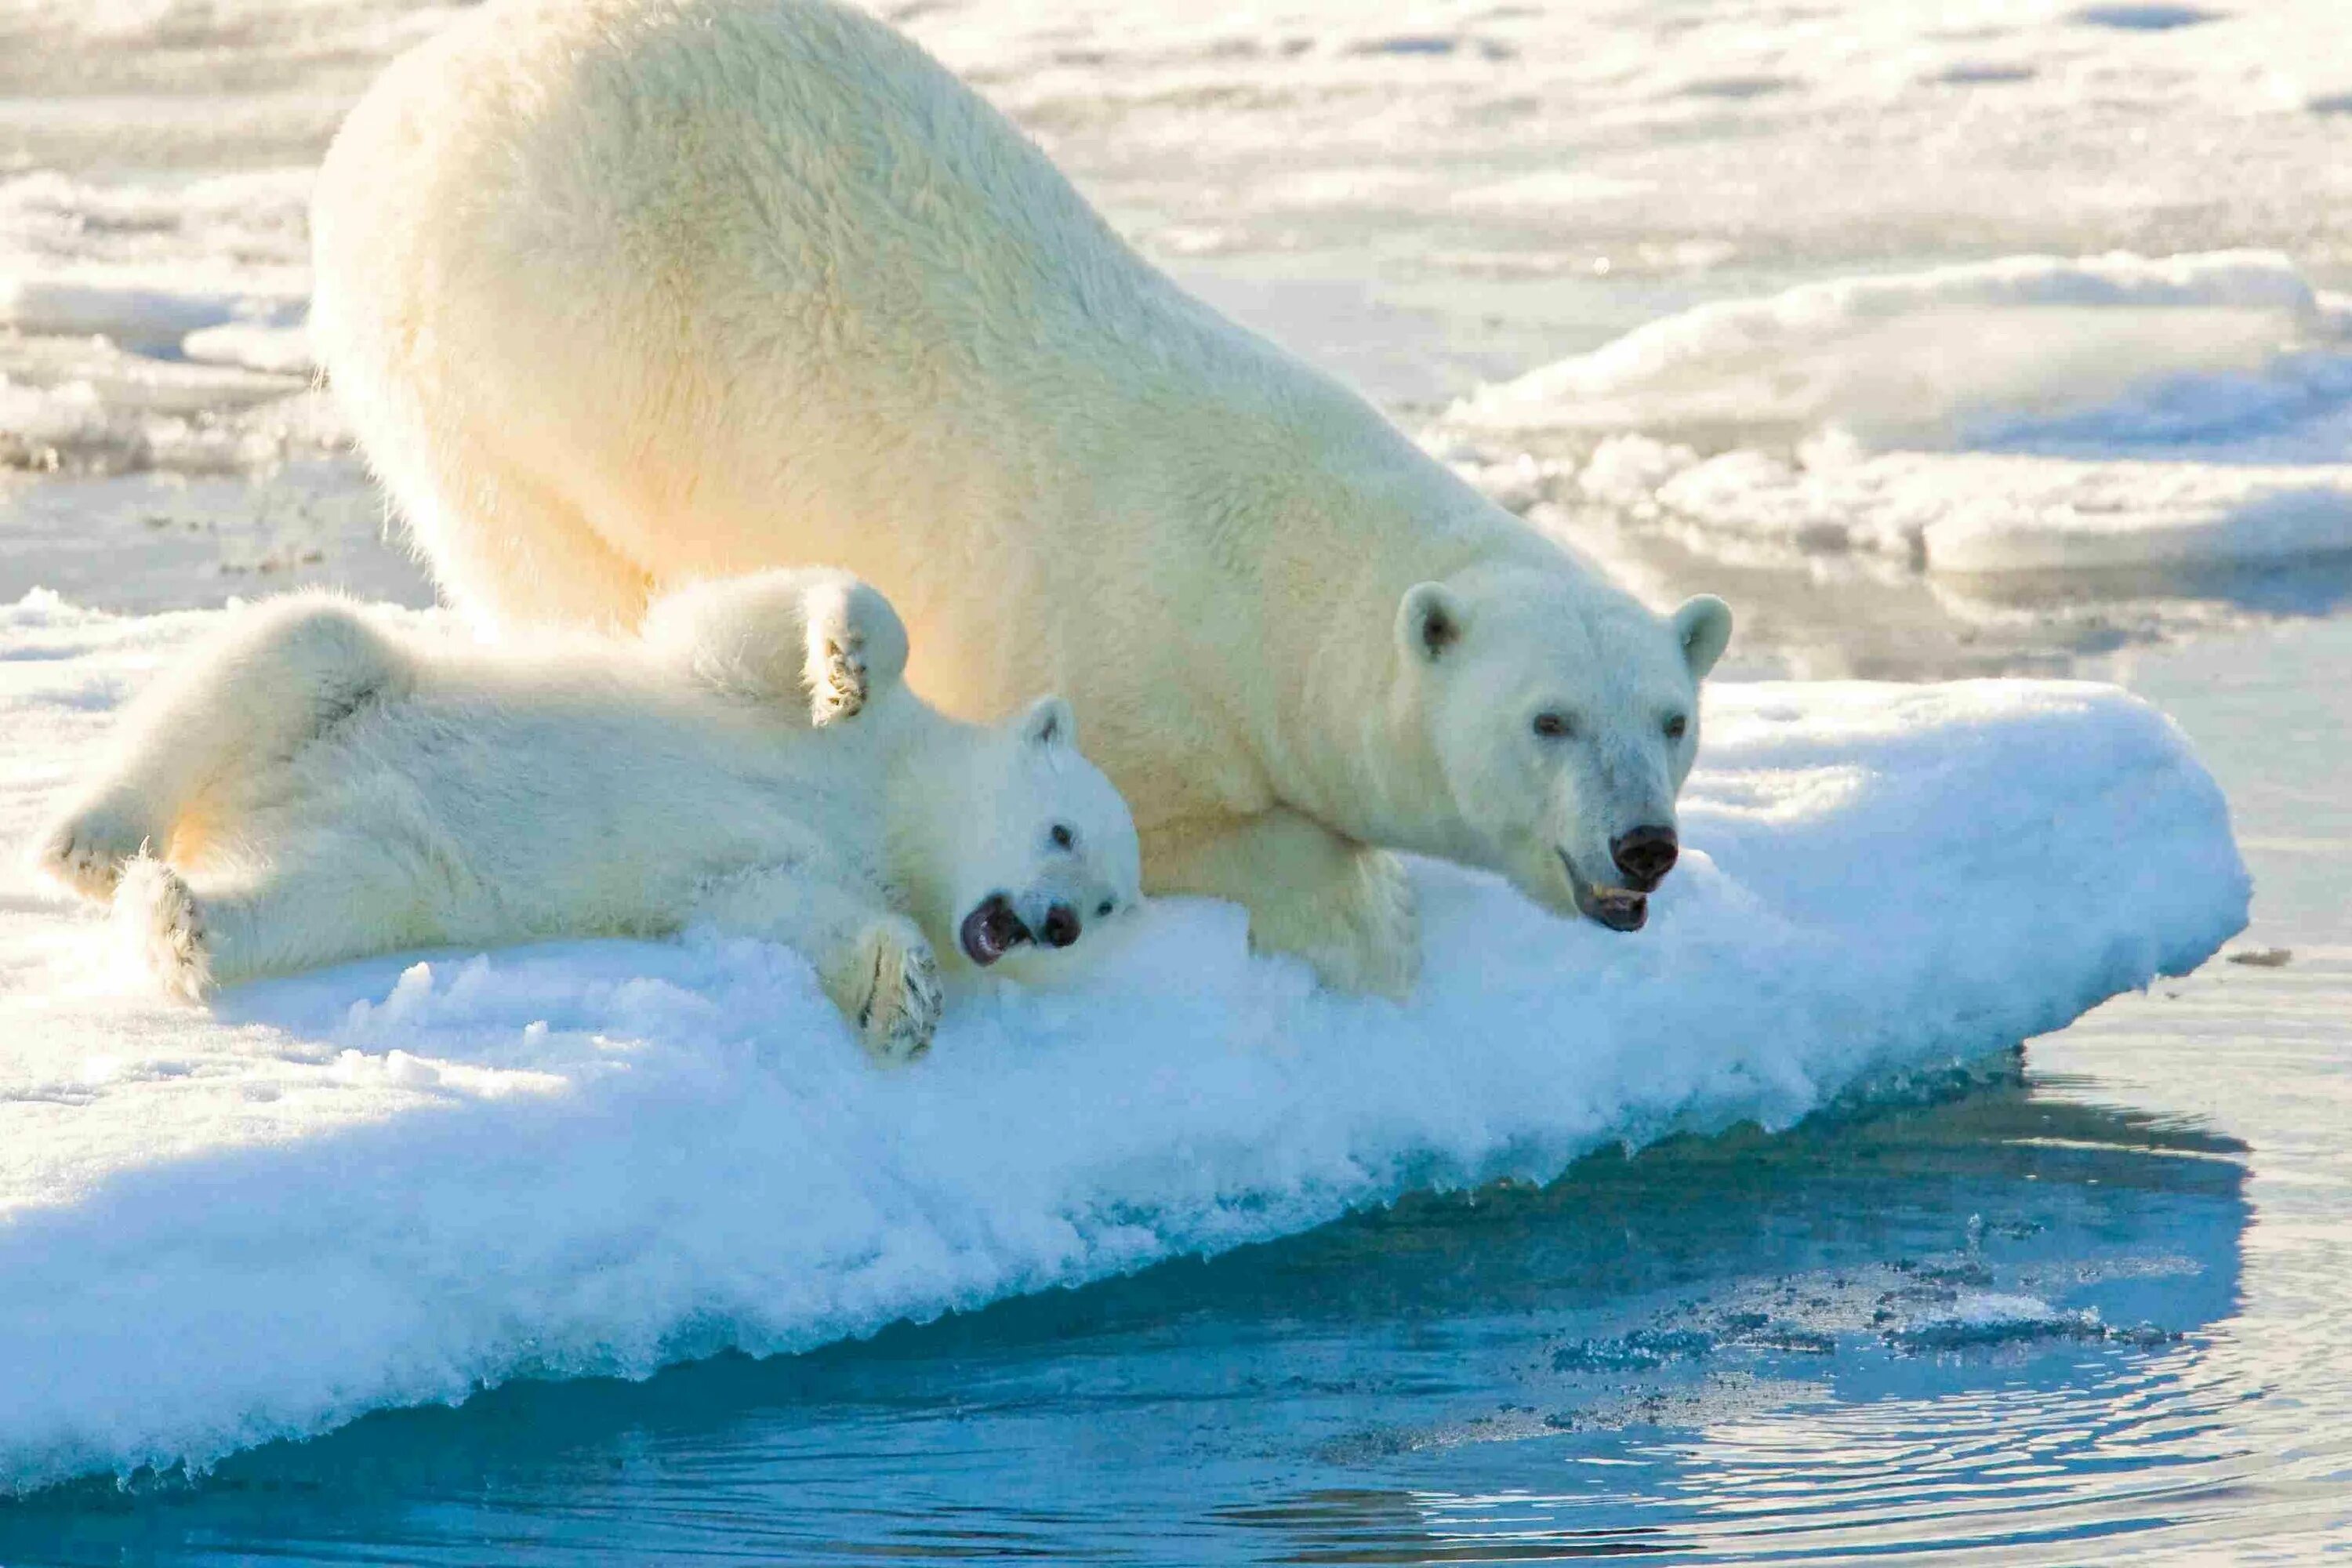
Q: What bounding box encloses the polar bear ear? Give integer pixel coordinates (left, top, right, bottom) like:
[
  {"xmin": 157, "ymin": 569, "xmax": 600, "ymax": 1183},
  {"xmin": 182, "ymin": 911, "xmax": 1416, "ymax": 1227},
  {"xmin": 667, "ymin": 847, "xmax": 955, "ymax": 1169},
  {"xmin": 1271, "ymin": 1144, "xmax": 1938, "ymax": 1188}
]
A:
[
  {"xmin": 1396, "ymin": 583, "xmax": 1465, "ymax": 666},
  {"xmin": 1672, "ymin": 595, "xmax": 1733, "ymax": 680},
  {"xmin": 1020, "ymin": 694, "xmax": 1078, "ymax": 750}
]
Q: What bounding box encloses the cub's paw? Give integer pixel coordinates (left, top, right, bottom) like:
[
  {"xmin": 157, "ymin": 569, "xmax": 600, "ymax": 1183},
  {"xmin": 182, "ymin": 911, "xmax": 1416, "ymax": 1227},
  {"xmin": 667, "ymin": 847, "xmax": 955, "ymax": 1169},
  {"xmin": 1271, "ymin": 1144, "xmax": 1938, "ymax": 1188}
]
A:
[
  {"xmin": 111, "ymin": 855, "xmax": 212, "ymax": 1002},
  {"xmin": 848, "ymin": 916, "xmax": 943, "ymax": 1064},
  {"xmin": 32, "ymin": 801, "xmax": 151, "ymax": 903},
  {"xmin": 808, "ymin": 631, "xmax": 867, "ymax": 726}
]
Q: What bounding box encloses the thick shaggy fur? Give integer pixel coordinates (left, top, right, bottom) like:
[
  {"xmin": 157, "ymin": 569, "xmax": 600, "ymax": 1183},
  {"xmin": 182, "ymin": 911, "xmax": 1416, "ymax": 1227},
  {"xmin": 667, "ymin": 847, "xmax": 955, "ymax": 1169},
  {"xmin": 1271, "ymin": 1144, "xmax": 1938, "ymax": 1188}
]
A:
[
  {"xmin": 310, "ymin": 0, "xmax": 1733, "ymax": 996},
  {"xmin": 32, "ymin": 572, "xmax": 1141, "ymax": 1062}
]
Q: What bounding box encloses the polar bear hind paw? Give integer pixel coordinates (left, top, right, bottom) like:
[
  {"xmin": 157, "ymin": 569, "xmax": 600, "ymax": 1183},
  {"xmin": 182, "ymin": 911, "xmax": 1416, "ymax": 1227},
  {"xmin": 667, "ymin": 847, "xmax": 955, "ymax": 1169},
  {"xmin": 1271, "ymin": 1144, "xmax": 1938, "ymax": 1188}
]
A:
[
  {"xmin": 851, "ymin": 918, "xmax": 943, "ymax": 1063},
  {"xmin": 112, "ymin": 855, "xmax": 213, "ymax": 1002},
  {"xmin": 809, "ymin": 631, "xmax": 868, "ymax": 726},
  {"xmin": 34, "ymin": 802, "xmax": 151, "ymax": 903}
]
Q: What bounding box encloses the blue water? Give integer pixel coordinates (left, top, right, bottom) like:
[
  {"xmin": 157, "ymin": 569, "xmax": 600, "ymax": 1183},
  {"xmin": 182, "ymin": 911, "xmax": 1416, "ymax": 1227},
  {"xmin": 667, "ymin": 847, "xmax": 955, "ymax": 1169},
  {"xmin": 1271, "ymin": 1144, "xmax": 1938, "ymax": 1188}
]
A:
[{"xmin": 4, "ymin": 619, "xmax": 2345, "ymax": 1562}]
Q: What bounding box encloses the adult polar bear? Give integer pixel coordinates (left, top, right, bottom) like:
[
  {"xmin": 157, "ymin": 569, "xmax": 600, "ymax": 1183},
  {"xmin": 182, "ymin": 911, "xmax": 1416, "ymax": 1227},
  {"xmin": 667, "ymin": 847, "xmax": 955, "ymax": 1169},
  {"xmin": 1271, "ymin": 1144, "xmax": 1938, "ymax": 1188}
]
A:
[{"xmin": 310, "ymin": 0, "xmax": 1733, "ymax": 996}]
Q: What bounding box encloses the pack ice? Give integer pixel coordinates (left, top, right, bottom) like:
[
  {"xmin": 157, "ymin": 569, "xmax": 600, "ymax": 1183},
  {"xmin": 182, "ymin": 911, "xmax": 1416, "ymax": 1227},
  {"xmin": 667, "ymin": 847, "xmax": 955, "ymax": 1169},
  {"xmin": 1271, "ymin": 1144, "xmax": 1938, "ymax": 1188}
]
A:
[
  {"xmin": 0, "ymin": 591, "xmax": 2247, "ymax": 1493},
  {"xmin": 1446, "ymin": 251, "xmax": 2352, "ymax": 574}
]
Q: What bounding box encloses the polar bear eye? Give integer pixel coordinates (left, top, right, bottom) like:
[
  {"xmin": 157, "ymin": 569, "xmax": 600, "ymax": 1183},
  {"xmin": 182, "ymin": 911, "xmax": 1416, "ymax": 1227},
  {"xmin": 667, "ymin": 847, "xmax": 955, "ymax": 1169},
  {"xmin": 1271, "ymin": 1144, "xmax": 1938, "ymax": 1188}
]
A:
[
  {"xmin": 1049, "ymin": 823, "xmax": 1076, "ymax": 851},
  {"xmin": 1532, "ymin": 712, "xmax": 1574, "ymax": 740},
  {"xmin": 1097, "ymin": 898, "xmax": 1116, "ymax": 918},
  {"xmin": 1664, "ymin": 714, "xmax": 1689, "ymax": 741}
]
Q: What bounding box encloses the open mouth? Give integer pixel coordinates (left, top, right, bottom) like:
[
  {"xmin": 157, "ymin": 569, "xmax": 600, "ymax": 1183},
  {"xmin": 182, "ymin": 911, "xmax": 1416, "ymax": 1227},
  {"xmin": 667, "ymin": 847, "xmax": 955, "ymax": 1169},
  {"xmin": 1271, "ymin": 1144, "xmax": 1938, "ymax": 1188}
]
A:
[
  {"xmin": 958, "ymin": 894, "xmax": 1033, "ymax": 966},
  {"xmin": 1560, "ymin": 851, "xmax": 1648, "ymax": 933}
]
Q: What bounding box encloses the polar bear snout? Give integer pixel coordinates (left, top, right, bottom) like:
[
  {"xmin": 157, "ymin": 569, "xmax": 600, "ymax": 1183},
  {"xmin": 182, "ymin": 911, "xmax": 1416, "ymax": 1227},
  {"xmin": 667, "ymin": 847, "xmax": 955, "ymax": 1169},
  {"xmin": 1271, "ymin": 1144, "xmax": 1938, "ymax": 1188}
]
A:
[
  {"xmin": 960, "ymin": 894, "xmax": 1032, "ymax": 966},
  {"xmin": 957, "ymin": 891, "xmax": 1087, "ymax": 964},
  {"xmin": 1037, "ymin": 903, "xmax": 1082, "ymax": 949},
  {"xmin": 1610, "ymin": 825, "xmax": 1679, "ymax": 892}
]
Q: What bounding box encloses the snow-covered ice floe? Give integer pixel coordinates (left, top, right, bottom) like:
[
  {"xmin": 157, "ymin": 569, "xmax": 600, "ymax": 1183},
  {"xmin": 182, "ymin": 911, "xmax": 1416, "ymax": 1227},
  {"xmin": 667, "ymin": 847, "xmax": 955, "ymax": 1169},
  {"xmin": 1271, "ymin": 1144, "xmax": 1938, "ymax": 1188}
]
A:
[
  {"xmin": 1443, "ymin": 252, "xmax": 2352, "ymax": 575},
  {"xmin": 1577, "ymin": 434, "xmax": 2352, "ymax": 576},
  {"xmin": 0, "ymin": 593, "xmax": 2248, "ymax": 1493}
]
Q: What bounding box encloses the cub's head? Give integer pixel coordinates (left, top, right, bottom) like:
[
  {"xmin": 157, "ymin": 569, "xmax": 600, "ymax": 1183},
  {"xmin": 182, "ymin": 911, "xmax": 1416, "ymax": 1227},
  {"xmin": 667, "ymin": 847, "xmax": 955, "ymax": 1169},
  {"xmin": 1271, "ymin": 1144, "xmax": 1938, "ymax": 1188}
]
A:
[
  {"xmin": 1393, "ymin": 566, "xmax": 1732, "ymax": 932},
  {"xmin": 940, "ymin": 695, "xmax": 1142, "ymax": 976}
]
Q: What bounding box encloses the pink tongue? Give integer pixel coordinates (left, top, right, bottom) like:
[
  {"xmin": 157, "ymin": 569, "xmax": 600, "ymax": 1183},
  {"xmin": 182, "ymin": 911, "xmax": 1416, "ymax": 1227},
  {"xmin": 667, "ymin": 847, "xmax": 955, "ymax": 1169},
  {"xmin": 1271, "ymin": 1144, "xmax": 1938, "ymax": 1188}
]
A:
[{"xmin": 960, "ymin": 902, "xmax": 1031, "ymax": 966}]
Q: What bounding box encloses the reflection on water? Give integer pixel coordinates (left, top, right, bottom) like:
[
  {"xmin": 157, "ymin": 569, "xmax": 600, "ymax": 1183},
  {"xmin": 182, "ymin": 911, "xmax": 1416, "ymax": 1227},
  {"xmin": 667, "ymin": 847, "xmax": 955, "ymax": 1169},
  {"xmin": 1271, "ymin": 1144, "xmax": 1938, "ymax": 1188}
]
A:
[{"xmin": 0, "ymin": 1065, "xmax": 2259, "ymax": 1564}]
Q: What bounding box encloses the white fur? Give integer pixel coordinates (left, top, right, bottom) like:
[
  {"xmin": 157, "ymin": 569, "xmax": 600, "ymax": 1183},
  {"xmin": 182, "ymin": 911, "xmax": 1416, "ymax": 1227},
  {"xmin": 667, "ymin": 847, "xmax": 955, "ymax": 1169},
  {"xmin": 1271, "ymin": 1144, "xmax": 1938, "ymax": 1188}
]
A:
[
  {"xmin": 31, "ymin": 574, "xmax": 1142, "ymax": 1062},
  {"xmin": 310, "ymin": 0, "xmax": 1733, "ymax": 996}
]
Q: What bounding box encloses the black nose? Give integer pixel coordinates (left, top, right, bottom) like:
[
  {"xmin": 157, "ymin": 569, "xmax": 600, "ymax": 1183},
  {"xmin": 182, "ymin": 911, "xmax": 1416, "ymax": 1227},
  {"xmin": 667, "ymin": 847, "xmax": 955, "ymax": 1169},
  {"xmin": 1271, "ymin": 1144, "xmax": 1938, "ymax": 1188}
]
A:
[
  {"xmin": 1610, "ymin": 825, "xmax": 1678, "ymax": 891},
  {"xmin": 1039, "ymin": 903, "xmax": 1081, "ymax": 949}
]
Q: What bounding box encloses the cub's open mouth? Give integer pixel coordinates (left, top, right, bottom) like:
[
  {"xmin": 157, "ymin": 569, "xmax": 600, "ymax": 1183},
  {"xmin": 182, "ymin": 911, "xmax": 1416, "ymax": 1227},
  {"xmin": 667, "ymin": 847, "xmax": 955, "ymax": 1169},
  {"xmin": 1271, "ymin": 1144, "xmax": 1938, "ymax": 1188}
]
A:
[
  {"xmin": 1560, "ymin": 851, "xmax": 1648, "ymax": 933},
  {"xmin": 959, "ymin": 894, "xmax": 1032, "ymax": 966}
]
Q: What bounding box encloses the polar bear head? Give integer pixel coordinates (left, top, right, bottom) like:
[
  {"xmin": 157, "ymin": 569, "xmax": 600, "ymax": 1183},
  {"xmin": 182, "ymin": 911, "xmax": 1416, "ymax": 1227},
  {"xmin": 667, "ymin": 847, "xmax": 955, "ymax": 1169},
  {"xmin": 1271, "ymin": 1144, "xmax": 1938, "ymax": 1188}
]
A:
[
  {"xmin": 1394, "ymin": 565, "xmax": 1732, "ymax": 932},
  {"xmin": 925, "ymin": 695, "xmax": 1144, "ymax": 976}
]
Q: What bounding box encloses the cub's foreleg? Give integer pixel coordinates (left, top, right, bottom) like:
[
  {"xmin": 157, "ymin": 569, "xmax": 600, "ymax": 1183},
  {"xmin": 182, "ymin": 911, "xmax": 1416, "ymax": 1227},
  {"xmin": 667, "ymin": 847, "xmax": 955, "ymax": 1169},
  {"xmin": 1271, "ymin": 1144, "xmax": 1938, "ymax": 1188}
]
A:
[
  {"xmin": 34, "ymin": 596, "xmax": 412, "ymax": 901},
  {"xmin": 694, "ymin": 864, "xmax": 943, "ymax": 1063},
  {"xmin": 641, "ymin": 569, "xmax": 909, "ymax": 726}
]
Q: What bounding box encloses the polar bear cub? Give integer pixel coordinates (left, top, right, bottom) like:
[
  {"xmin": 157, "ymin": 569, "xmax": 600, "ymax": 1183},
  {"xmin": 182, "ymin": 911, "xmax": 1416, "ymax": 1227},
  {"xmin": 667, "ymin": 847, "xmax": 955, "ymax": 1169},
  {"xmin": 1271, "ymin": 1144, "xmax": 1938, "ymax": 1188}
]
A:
[{"xmin": 32, "ymin": 570, "xmax": 1142, "ymax": 1062}]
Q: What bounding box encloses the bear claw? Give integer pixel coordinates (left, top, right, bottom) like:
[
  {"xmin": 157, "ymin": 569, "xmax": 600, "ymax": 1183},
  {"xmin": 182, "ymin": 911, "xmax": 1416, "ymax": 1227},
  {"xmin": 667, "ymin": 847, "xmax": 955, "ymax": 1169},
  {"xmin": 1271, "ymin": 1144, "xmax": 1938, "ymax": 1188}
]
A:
[
  {"xmin": 809, "ymin": 634, "xmax": 867, "ymax": 726},
  {"xmin": 112, "ymin": 855, "xmax": 212, "ymax": 1002},
  {"xmin": 851, "ymin": 919, "xmax": 942, "ymax": 1063},
  {"xmin": 34, "ymin": 806, "xmax": 150, "ymax": 904}
]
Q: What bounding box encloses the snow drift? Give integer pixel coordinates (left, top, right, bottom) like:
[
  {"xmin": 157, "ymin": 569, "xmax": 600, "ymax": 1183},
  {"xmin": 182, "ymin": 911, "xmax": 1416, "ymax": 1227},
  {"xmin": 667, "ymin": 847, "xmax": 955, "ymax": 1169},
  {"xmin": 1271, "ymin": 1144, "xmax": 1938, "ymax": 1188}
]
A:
[{"xmin": 0, "ymin": 593, "xmax": 2248, "ymax": 1494}]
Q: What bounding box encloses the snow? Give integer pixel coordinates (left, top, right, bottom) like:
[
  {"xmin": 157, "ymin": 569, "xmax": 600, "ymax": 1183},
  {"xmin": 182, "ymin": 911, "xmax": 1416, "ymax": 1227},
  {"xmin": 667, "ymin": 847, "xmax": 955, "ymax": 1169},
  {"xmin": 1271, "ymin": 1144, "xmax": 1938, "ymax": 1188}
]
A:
[{"xmin": 0, "ymin": 593, "xmax": 2248, "ymax": 1493}]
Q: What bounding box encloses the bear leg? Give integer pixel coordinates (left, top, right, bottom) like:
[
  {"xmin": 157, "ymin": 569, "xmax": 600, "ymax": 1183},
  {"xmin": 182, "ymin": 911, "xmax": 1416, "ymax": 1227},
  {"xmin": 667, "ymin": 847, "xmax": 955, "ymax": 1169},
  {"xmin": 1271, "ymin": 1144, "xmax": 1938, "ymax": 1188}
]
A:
[
  {"xmin": 380, "ymin": 426, "xmax": 654, "ymax": 636},
  {"xmin": 1149, "ymin": 807, "xmax": 1421, "ymax": 999},
  {"xmin": 693, "ymin": 866, "xmax": 942, "ymax": 1062},
  {"xmin": 111, "ymin": 855, "xmax": 212, "ymax": 1002},
  {"xmin": 644, "ymin": 569, "xmax": 910, "ymax": 726},
  {"xmin": 34, "ymin": 597, "xmax": 412, "ymax": 902},
  {"xmin": 800, "ymin": 576, "xmax": 910, "ymax": 726},
  {"xmin": 837, "ymin": 914, "xmax": 945, "ymax": 1064},
  {"xmin": 144, "ymin": 825, "xmax": 450, "ymax": 992}
]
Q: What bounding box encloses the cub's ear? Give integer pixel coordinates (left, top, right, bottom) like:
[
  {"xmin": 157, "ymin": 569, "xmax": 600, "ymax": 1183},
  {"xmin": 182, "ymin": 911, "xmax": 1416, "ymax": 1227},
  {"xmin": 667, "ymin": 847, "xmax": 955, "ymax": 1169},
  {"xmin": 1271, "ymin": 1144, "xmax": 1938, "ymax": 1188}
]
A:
[
  {"xmin": 1396, "ymin": 582, "xmax": 1465, "ymax": 666},
  {"xmin": 1671, "ymin": 595, "xmax": 1733, "ymax": 680},
  {"xmin": 1020, "ymin": 694, "xmax": 1078, "ymax": 750}
]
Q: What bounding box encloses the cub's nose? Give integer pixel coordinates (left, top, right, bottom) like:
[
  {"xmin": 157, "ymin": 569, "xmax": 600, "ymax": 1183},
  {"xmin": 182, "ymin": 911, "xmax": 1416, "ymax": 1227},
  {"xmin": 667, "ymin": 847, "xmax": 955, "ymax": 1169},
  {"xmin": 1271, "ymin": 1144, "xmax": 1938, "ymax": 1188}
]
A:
[
  {"xmin": 1039, "ymin": 903, "xmax": 1082, "ymax": 949},
  {"xmin": 1610, "ymin": 825, "xmax": 1679, "ymax": 891}
]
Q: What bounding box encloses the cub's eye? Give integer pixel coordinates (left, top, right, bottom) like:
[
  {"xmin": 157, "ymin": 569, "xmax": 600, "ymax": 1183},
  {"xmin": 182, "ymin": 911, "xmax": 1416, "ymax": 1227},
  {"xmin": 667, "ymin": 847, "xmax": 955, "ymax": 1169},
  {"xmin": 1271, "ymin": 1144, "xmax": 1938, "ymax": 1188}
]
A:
[
  {"xmin": 1664, "ymin": 714, "xmax": 1689, "ymax": 741},
  {"xmin": 1096, "ymin": 898, "xmax": 1116, "ymax": 918},
  {"xmin": 1049, "ymin": 823, "xmax": 1076, "ymax": 850},
  {"xmin": 1532, "ymin": 712, "xmax": 1574, "ymax": 740}
]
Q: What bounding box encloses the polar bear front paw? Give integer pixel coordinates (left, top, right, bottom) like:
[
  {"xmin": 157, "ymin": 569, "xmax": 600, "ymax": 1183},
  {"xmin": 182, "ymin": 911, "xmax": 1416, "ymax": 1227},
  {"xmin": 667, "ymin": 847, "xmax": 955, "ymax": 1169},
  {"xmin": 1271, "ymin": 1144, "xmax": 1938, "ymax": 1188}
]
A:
[
  {"xmin": 1250, "ymin": 845, "xmax": 1421, "ymax": 1000},
  {"xmin": 848, "ymin": 916, "xmax": 943, "ymax": 1063},
  {"xmin": 808, "ymin": 632, "xmax": 868, "ymax": 726},
  {"xmin": 112, "ymin": 855, "xmax": 212, "ymax": 1002},
  {"xmin": 33, "ymin": 800, "xmax": 152, "ymax": 903}
]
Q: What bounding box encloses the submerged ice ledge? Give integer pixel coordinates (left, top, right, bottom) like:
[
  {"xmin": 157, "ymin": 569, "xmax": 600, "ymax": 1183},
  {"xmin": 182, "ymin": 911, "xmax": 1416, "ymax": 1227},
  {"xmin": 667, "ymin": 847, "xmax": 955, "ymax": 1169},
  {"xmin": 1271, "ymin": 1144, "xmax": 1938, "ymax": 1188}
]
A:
[{"xmin": 0, "ymin": 596, "xmax": 2248, "ymax": 1493}]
